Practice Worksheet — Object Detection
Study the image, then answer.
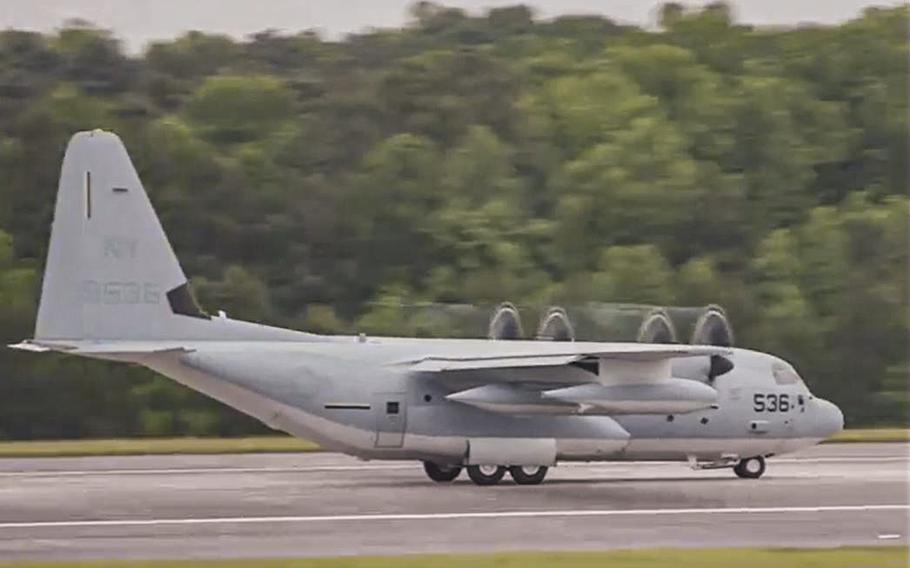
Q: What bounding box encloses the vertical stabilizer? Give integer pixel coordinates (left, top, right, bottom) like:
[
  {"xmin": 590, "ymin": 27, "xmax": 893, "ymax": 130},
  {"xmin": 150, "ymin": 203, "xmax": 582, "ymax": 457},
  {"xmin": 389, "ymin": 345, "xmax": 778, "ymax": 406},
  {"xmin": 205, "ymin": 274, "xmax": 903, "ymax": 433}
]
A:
[{"xmin": 36, "ymin": 130, "xmax": 202, "ymax": 340}]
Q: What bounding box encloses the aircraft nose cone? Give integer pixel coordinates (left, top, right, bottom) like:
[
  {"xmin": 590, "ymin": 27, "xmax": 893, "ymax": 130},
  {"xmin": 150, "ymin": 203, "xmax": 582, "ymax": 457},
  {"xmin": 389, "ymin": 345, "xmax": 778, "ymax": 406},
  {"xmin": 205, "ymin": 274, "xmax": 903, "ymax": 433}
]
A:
[{"xmin": 816, "ymin": 398, "xmax": 844, "ymax": 439}]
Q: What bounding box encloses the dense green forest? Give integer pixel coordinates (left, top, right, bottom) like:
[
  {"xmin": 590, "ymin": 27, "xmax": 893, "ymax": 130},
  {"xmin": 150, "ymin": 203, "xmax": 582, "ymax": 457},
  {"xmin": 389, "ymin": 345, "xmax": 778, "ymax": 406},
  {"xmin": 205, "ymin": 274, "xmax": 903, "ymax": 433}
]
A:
[{"xmin": 0, "ymin": 2, "xmax": 906, "ymax": 439}]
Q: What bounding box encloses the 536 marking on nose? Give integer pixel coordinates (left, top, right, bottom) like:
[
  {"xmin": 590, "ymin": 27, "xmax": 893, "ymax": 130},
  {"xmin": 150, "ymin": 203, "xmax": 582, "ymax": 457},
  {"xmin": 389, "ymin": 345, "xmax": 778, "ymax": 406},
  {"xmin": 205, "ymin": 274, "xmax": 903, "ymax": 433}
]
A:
[{"xmin": 753, "ymin": 393, "xmax": 792, "ymax": 412}]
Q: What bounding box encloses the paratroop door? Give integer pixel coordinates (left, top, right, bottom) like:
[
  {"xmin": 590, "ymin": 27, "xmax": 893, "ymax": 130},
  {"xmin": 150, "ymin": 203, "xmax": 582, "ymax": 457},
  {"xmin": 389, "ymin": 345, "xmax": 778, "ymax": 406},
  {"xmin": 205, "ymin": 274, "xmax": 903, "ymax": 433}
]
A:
[{"xmin": 374, "ymin": 392, "xmax": 407, "ymax": 448}]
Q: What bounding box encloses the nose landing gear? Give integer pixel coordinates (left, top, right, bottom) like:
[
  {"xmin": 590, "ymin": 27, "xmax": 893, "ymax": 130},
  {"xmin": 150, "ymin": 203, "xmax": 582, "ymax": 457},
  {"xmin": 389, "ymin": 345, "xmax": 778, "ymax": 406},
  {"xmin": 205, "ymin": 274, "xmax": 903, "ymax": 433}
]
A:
[{"xmin": 733, "ymin": 456, "xmax": 766, "ymax": 479}]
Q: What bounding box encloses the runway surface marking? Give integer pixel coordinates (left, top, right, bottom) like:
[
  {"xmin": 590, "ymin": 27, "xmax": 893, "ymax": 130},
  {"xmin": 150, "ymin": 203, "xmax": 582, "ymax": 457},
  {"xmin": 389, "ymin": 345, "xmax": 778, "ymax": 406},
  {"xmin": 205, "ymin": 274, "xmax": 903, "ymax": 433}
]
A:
[
  {"xmin": 1, "ymin": 504, "xmax": 905, "ymax": 530},
  {"xmin": 0, "ymin": 464, "xmax": 412, "ymax": 477},
  {"xmin": 1, "ymin": 455, "xmax": 905, "ymax": 477}
]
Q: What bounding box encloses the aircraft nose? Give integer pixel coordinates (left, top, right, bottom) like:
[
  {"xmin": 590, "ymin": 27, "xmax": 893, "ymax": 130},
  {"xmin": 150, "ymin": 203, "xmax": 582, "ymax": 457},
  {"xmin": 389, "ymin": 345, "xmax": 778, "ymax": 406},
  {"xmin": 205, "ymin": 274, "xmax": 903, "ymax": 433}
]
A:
[{"xmin": 815, "ymin": 398, "xmax": 844, "ymax": 439}]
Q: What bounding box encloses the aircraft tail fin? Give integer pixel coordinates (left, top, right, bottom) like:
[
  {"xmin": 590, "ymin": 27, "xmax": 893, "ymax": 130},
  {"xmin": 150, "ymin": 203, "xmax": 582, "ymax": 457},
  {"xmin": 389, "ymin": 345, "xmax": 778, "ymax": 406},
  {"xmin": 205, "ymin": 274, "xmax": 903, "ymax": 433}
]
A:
[{"xmin": 35, "ymin": 130, "xmax": 207, "ymax": 341}]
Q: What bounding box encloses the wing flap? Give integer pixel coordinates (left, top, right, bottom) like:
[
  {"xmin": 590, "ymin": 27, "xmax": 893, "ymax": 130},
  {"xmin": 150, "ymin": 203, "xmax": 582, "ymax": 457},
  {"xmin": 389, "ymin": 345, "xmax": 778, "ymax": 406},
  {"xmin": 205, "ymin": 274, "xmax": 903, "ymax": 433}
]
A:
[{"xmin": 410, "ymin": 354, "xmax": 583, "ymax": 372}]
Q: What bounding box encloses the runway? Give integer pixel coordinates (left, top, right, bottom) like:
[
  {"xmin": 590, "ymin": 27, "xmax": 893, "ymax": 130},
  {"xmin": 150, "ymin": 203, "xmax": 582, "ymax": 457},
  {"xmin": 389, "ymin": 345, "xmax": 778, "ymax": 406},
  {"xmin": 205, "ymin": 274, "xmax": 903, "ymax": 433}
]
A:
[{"xmin": 0, "ymin": 443, "xmax": 906, "ymax": 560}]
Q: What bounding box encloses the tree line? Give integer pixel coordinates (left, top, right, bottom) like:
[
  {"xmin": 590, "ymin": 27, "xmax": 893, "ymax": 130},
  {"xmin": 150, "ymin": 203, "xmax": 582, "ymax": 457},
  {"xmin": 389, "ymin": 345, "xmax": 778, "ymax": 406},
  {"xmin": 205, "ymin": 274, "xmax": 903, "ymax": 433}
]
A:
[{"xmin": 0, "ymin": 2, "xmax": 906, "ymax": 439}]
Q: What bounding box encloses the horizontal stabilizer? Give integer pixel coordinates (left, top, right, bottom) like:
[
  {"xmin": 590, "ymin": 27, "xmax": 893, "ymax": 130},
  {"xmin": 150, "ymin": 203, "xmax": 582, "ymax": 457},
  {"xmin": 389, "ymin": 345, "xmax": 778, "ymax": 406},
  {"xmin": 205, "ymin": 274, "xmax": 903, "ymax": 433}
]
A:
[
  {"xmin": 7, "ymin": 341, "xmax": 54, "ymax": 353},
  {"xmin": 9, "ymin": 339, "xmax": 192, "ymax": 358}
]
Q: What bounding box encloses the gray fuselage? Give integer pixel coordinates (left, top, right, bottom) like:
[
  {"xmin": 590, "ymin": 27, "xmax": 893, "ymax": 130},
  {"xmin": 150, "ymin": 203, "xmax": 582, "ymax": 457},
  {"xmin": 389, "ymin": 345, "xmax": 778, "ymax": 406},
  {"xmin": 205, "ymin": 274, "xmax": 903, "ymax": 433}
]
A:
[
  {"xmin": 123, "ymin": 331, "xmax": 844, "ymax": 466},
  {"xmin": 19, "ymin": 130, "xmax": 844, "ymax": 473}
]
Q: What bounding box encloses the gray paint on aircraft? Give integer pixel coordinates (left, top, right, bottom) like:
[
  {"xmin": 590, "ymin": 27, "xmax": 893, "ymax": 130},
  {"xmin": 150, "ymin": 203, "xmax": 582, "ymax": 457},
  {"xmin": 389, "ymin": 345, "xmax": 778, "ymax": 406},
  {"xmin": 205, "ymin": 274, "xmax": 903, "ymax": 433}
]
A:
[{"xmin": 11, "ymin": 131, "xmax": 844, "ymax": 478}]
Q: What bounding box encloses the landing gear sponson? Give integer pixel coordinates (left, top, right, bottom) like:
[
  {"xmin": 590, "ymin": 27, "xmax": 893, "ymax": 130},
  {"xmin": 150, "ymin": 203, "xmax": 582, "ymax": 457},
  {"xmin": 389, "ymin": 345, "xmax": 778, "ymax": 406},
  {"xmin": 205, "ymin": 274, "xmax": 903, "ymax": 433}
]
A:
[{"xmin": 422, "ymin": 461, "xmax": 549, "ymax": 485}]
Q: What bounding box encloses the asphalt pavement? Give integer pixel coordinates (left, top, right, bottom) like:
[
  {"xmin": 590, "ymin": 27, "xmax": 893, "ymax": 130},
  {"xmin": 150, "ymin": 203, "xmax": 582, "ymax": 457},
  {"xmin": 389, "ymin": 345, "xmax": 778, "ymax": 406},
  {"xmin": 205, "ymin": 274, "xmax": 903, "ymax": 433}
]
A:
[{"xmin": 0, "ymin": 443, "xmax": 906, "ymax": 560}]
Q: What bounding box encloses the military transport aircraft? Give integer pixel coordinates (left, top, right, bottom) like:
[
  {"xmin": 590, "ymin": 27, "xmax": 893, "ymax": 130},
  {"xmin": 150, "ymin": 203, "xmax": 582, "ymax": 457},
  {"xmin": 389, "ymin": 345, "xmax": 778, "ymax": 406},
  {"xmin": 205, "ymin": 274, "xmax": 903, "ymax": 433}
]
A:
[{"xmin": 11, "ymin": 130, "xmax": 844, "ymax": 485}]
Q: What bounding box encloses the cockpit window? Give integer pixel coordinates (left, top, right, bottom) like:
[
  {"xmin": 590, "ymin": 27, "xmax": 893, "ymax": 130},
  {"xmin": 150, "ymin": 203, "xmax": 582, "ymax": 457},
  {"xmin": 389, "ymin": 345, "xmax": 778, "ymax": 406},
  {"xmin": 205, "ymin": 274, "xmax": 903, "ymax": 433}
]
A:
[{"xmin": 772, "ymin": 362, "xmax": 803, "ymax": 385}]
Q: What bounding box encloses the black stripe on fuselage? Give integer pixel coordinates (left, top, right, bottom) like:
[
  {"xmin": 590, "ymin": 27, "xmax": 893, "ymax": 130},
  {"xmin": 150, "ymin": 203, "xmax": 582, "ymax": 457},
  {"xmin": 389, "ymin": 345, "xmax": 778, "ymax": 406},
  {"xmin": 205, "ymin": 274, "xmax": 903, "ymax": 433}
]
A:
[{"xmin": 324, "ymin": 403, "xmax": 371, "ymax": 410}]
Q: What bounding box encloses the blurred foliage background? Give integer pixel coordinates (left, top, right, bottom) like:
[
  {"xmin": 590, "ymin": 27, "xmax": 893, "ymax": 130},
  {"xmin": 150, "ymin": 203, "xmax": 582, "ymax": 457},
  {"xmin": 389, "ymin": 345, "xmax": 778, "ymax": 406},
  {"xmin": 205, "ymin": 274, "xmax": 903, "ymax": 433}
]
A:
[{"xmin": 0, "ymin": 2, "xmax": 906, "ymax": 439}]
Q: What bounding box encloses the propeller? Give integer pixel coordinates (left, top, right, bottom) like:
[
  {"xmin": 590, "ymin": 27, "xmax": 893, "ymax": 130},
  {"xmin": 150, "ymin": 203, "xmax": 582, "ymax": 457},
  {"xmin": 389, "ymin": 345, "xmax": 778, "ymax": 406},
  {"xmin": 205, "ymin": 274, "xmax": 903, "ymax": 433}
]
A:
[
  {"xmin": 637, "ymin": 309, "xmax": 678, "ymax": 343},
  {"xmin": 488, "ymin": 302, "xmax": 523, "ymax": 340},
  {"xmin": 690, "ymin": 306, "xmax": 734, "ymax": 347},
  {"xmin": 536, "ymin": 307, "xmax": 575, "ymax": 341}
]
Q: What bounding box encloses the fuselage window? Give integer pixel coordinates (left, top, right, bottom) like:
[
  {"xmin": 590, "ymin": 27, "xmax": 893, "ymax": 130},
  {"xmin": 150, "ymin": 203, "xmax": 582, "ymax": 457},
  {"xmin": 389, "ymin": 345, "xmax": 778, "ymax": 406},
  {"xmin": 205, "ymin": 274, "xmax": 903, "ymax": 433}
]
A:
[{"xmin": 386, "ymin": 401, "xmax": 400, "ymax": 415}]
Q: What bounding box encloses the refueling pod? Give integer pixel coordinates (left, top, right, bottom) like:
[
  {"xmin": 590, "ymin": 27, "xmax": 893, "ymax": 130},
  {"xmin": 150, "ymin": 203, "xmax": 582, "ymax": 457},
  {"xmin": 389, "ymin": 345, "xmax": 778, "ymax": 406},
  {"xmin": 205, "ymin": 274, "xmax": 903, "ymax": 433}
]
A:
[
  {"xmin": 542, "ymin": 380, "xmax": 718, "ymax": 414},
  {"xmin": 446, "ymin": 384, "xmax": 574, "ymax": 414},
  {"xmin": 446, "ymin": 377, "xmax": 718, "ymax": 416}
]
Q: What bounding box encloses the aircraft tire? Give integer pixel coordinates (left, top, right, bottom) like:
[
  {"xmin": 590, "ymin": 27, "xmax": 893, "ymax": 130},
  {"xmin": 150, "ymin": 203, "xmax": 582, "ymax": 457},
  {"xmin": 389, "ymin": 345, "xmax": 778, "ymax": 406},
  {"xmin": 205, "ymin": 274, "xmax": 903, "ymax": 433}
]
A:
[
  {"xmin": 422, "ymin": 461, "xmax": 462, "ymax": 482},
  {"xmin": 509, "ymin": 465, "xmax": 548, "ymax": 485},
  {"xmin": 733, "ymin": 456, "xmax": 766, "ymax": 479},
  {"xmin": 466, "ymin": 465, "xmax": 507, "ymax": 486}
]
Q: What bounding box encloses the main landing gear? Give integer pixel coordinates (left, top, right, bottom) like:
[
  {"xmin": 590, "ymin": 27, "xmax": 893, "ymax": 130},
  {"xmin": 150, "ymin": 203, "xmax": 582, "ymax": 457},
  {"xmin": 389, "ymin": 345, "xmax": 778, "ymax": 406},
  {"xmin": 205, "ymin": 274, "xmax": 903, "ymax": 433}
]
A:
[
  {"xmin": 733, "ymin": 456, "xmax": 766, "ymax": 479},
  {"xmin": 422, "ymin": 461, "xmax": 462, "ymax": 482},
  {"xmin": 508, "ymin": 465, "xmax": 549, "ymax": 485},
  {"xmin": 421, "ymin": 461, "xmax": 550, "ymax": 485},
  {"xmin": 466, "ymin": 464, "xmax": 507, "ymax": 485}
]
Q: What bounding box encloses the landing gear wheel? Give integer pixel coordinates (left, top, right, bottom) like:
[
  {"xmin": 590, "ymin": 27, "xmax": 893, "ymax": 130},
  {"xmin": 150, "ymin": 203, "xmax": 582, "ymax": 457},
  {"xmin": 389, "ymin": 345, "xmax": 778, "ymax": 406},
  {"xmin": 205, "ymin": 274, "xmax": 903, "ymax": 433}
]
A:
[
  {"xmin": 734, "ymin": 456, "xmax": 766, "ymax": 479},
  {"xmin": 467, "ymin": 465, "xmax": 507, "ymax": 486},
  {"xmin": 508, "ymin": 465, "xmax": 548, "ymax": 485},
  {"xmin": 422, "ymin": 461, "xmax": 462, "ymax": 483}
]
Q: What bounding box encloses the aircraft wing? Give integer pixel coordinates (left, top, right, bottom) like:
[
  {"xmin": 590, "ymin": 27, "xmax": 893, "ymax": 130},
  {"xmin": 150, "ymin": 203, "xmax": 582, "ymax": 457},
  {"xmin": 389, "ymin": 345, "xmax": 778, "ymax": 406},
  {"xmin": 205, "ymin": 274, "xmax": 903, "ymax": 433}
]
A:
[
  {"xmin": 397, "ymin": 343, "xmax": 731, "ymax": 415},
  {"xmin": 397, "ymin": 344, "xmax": 729, "ymax": 379}
]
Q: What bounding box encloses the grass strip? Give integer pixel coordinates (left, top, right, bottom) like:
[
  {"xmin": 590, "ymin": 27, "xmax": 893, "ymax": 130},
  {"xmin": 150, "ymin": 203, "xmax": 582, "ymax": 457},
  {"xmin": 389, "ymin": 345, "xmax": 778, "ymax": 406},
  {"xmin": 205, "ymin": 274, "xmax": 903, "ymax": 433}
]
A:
[
  {"xmin": 0, "ymin": 436, "xmax": 319, "ymax": 457},
  {"xmin": 0, "ymin": 547, "xmax": 907, "ymax": 568}
]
